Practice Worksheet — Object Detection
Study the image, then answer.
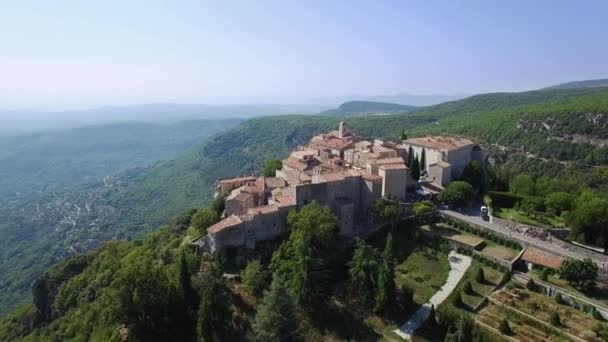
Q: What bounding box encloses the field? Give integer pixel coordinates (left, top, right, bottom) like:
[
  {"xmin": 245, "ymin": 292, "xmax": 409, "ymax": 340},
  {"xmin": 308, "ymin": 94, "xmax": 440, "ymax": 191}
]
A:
[{"xmin": 394, "ymin": 247, "xmax": 451, "ymax": 305}]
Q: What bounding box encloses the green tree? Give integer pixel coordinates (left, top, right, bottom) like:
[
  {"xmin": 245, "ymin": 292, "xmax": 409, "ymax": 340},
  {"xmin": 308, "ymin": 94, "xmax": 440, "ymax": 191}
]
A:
[
  {"xmin": 178, "ymin": 250, "xmax": 197, "ymax": 311},
  {"xmin": 428, "ymin": 304, "xmax": 436, "ymax": 327},
  {"xmin": 252, "ymin": 276, "xmax": 298, "ymax": 342},
  {"xmin": 463, "ymin": 281, "xmax": 473, "ymax": 295},
  {"xmin": 212, "ymin": 191, "xmax": 228, "ymax": 215},
  {"xmin": 550, "ymin": 311, "xmax": 561, "ymax": 326},
  {"xmin": 475, "ymin": 267, "xmax": 485, "ymax": 283},
  {"xmin": 460, "ymin": 160, "xmax": 485, "ymax": 191},
  {"xmin": 539, "ymin": 268, "xmax": 549, "ymax": 281},
  {"xmin": 197, "ymin": 257, "xmax": 229, "ymax": 342},
  {"xmin": 241, "ymin": 260, "xmax": 270, "ymax": 297},
  {"xmin": 373, "ymin": 196, "xmax": 402, "ymax": 228},
  {"xmin": 375, "ymin": 233, "xmax": 396, "ymax": 312},
  {"xmin": 191, "ymin": 208, "xmax": 220, "ymax": 234},
  {"xmin": 413, "ymin": 200, "xmax": 436, "ymax": 218},
  {"xmin": 444, "ymin": 314, "xmax": 474, "ymax": 342},
  {"xmin": 400, "ymin": 129, "xmax": 408, "ymax": 141},
  {"xmin": 555, "ymin": 293, "xmax": 565, "ymax": 305},
  {"xmin": 557, "ymin": 258, "xmax": 598, "ymax": 292},
  {"xmin": 438, "ymin": 181, "xmax": 474, "ymax": 208},
  {"xmin": 349, "ymin": 239, "xmax": 381, "ymax": 297},
  {"xmin": 407, "ymin": 146, "xmax": 414, "ymax": 166},
  {"xmin": 510, "ymin": 174, "xmax": 536, "ymax": 195},
  {"xmin": 566, "ymin": 191, "xmax": 608, "ymax": 251},
  {"xmin": 545, "ymin": 192, "xmax": 574, "ymax": 216},
  {"xmin": 109, "ymin": 248, "xmax": 175, "ymax": 340},
  {"xmin": 411, "ymin": 155, "xmax": 421, "ymax": 181},
  {"xmin": 270, "ymin": 202, "xmax": 337, "ymax": 304},
  {"xmin": 526, "ymin": 278, "xmax": 535, "ymax": 291},
  {"xmin": 420, "ymin": 149, "xmax": 426, "ymax": 171},
  {"xmin": 262, "ymin": 159, "xmax": 283, "ymax": 177},
  {"xmin": 499, "ymin": 319, "xmax": 512, "ymax": 335}
]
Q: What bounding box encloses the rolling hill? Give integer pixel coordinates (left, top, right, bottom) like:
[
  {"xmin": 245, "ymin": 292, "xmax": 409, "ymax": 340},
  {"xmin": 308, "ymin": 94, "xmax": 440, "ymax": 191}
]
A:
[
  {"xmin": 2, "ymin": 85, "xmax": 608, "ymax": 318},
  {"xmin": 320, "ymin": 100, "xmax": 417, "ymax": 116},
  {"xmin": 542, "ymin": 78, "xmax": 608, "ymax": 90}
]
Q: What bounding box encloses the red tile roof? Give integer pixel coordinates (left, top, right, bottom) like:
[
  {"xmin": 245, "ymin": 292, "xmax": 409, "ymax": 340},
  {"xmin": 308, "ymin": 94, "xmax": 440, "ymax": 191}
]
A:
[{"xmin": 521, "ymin": 247, "xmax": 564, "ymax": 269}]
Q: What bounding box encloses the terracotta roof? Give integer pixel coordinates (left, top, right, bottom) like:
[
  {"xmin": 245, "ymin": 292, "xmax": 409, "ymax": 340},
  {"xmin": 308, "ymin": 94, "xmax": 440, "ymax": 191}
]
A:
[
  {"xmin": 370, "ymin": 157, "xmax": 406, "ymax": 166},
  {"xmin": 207, "ymin": 215, "xmax": 242, "ymax": 233},
  {"xmin": 233, "ymin": 192, "xmax": 253, "ymax": 202},
  {"xmin": 291, "ymin": 150, "xmax": 315, "ymax": 159},
  {"xmin": 360, "ymin": 171, "xmax": 383, "ymax": 182},
  {"xmin": 248, "ymin": 205, "xmax": 278, "ymax": 215},
  {"xmin": 283, "ymin": 157, "xmax": 310, "ymax": 171},
  {"xmin": 378, "ymin": 163, "xmax": 407, "ymax": 170},
  {"xmin": 219, "ymin": 176, "xmax": 256, "ymax": 185},
  {"xmin": 404, "ymin": 136, "xmax": 475, "ymax": 151},
  {"xmin": 273, "ymin": 195, "xmax": 296, "ymax": 208},
  {"xmin": 521, "ymin": 247, "xmax": 564, "ymax": 269},
  {"xmin": 264, "ymin": 177, "xmax": 287, "ymax": 189}
]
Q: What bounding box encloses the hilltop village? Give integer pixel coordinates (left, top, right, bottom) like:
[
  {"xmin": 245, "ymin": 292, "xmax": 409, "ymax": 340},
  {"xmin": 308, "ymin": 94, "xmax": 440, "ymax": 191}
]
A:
[{"xmin": 195, "ymin": 122, "xmax": 484, "ymax": 251}]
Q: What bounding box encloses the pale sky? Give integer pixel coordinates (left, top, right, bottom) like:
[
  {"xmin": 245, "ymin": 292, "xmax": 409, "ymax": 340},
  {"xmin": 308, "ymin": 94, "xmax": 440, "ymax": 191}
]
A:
[{"xmin": 1, "ymin": 0, "xmax": 607, "ymax": 109}]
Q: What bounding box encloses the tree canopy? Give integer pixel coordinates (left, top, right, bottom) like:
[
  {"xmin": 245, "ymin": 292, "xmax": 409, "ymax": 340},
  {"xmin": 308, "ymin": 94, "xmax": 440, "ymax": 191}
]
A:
[
  {"xmin": 558, "ymin": 258, "xmax": 599, "ymax": 292},
  {"xmin": 262, "ymin": 159, "xmax": 283, "ymax": 177},
  {"xmin": 438, "ymin": 181, "xmax": 474, "ymax": 207},
  {"xmin": 191, "ymin": 208, "xmax": 220, "ymax": 234}
]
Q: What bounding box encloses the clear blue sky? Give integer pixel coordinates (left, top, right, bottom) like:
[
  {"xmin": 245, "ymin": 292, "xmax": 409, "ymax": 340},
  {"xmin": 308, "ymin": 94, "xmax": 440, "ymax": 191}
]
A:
[{"xmin": 1, "ymin": 0, "xmax": 607, "ymax": 109}]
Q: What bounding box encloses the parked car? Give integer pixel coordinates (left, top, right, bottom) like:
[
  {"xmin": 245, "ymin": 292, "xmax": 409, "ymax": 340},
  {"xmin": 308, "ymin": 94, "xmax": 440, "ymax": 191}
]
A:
[{"xmin": 480, "ymin": 206, "xmax": 489, "ymax": 220}]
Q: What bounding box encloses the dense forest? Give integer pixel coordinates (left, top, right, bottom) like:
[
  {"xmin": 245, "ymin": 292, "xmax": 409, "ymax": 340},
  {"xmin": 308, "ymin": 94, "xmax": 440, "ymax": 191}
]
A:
[
  {"xmin": 1, "ymin": 86, "xmax": 608, "ymax": 322},
  {"xmin": 0, "ymin": 120, "xmax": 240, "ymax": 316}
]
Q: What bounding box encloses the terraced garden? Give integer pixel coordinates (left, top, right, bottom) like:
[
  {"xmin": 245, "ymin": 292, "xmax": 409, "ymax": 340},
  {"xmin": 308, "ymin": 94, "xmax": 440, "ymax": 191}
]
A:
[{"xmin": 481, "ymin": 288, "xmax": 608, "ymax": 341}]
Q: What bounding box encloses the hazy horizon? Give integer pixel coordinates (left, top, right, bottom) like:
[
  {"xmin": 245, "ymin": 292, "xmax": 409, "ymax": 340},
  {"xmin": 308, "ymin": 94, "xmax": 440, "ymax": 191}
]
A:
[{"xmin": 2, "ymin": 1, "xmax": 607, "ymax": 111}]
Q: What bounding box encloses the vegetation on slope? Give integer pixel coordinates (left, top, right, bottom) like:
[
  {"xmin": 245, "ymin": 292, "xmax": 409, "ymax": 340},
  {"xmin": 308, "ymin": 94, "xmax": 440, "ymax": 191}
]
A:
[{"xmin": 320, "ymin": 100, "xmax": 417, "ymax": 116}]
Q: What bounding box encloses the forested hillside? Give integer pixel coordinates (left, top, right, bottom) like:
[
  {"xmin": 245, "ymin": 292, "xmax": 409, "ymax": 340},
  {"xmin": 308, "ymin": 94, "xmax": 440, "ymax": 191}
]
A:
[
  {"xmin": 2, "ymin": 86, "xmax": 608, "ymax": 319},
  {"xmin": 320, "ymin": 100, "xmax": 417, "ymax": 116},
  {"xmin": 0, "ymin": 120, "xmax": 240, "ymax": 315}
]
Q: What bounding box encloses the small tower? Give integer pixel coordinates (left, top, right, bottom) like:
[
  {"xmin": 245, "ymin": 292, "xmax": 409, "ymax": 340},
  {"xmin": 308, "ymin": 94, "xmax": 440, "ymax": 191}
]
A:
[{"xmin": 338, "ymin": 121, "xmax": 350, "ymax": 138}]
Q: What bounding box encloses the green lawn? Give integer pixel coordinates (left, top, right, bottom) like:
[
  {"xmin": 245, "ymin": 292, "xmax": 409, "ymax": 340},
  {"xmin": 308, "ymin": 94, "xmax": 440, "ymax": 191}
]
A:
[
  {"xmin": 459, "ymin": 263, "xmax": 503, "ymax": 309},
  {"xmin": 395, "ymin": 246, "xmax": 451, "ymax": 305},
  {"xmin": 494, "ymin": 207, "xmax": 565, "ymax": 228}
]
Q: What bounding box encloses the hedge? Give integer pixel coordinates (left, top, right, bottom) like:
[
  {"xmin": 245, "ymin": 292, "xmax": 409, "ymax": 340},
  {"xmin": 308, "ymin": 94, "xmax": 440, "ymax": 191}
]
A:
[{"xmin": 487, "ymin": 191, "xmax": 544, "ymax": 209}]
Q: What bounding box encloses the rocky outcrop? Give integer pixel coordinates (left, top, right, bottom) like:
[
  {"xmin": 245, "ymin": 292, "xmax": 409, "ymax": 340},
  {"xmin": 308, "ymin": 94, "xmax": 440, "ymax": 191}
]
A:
[
  {"xmin": 516, "ymin": 117, "xmax": 559, "ymax": 131},
  {"xmin": 31, "ymin": 254, "xmax": 90, "ymax": 325},
  {"xmin": 587, "ymin": 112, "xmax": 607, "ymax": 128}
]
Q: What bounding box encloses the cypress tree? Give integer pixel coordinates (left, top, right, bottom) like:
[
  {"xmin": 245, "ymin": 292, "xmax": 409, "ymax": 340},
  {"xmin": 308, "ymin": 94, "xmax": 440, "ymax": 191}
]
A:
[
  {"xmin": 420, "ymin": 149, "xmax": 426, "ymax": 171},
  {"xmin": 375, "ymin": 233, "xmax": 396, "ymax": 312},
  {"xmin": 253, "ymin": 276, "xmax": 298, "ymax": 341},
  {"xmin": 427, "ymin": 304, "xmax": 436, "ymax": 327},
  {"xmin": 400, "ymin": 129, "xmax": 407, "ymax": 141},
  {"xmin": 411, "ymin": 155, "xmax": 420, "ymax": 181},
  {"xmin": 407, "ymin": 146, "xmax": 414, "ymax": 166},
  {"xmin": 550, "ymin": 311, "xmax": 561, "ymax": 326},
  {"xmin": 475, "ymin": 267, "xmax": 485, "ymax": 283},
  {"xmin": 499, "ymin": 319, "xmax": 512, "ymax": 335}
]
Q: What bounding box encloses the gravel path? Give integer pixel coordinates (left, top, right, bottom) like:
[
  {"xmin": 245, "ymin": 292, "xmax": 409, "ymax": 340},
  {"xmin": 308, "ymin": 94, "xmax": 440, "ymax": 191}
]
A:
[{"xmin": 393, "ymin": 251, "xmax": 472, "ymax": 340}]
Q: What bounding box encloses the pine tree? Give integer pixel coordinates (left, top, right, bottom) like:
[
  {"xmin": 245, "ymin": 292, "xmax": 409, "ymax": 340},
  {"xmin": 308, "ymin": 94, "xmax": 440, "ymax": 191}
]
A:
[
  {"xmin": 420, "ymin": 149, "xmax": 426, "ymax": 171},
  {"xmin": 411, "ymin": 155, "xmax": 420, "ymax": 181},
  {"xmin": 253, "ymin": 276, "xmax": 298, "ymax": 342}
]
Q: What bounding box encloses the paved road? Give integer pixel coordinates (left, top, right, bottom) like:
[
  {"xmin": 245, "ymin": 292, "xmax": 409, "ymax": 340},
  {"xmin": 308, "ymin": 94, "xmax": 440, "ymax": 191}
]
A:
[
  {"xmin": 439, "ymin": 208, "xmax": 607, "ymax": 267},
  {"xmin": 394, "ymin": 251, "xmax": 472, "ymax": 340}
]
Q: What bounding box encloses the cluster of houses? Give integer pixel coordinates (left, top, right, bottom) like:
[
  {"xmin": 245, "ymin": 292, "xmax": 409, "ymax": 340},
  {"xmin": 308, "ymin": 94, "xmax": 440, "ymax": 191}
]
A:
[{"xmin": 193, "ymin": 122, "xmax": 484, "ymax": 252}]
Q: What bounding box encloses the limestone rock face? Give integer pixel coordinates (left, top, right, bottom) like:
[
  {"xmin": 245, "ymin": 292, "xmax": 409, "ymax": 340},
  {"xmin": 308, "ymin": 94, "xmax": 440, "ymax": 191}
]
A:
[{"xmin": 31, "ymin": 255, "xmax": 90, "ymax": 324}]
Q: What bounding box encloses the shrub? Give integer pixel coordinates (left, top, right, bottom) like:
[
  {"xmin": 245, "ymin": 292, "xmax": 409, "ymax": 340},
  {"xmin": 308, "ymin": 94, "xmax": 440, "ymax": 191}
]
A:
[
  {"xmin": 540, "ymin": 269, "xmax": 549, "ymax": 281},
  {"xmin": 463, "ymin": 281, "xmax": 474, "ymax": 295},
  {"xmin": 499, "ymin": 319, "xmax": 512, "ymax": 335},
  {"xmin": 502, "ymin": 271, "xmax": 511, "ymax": 284},
  {"xmin": 526, "ymin": 278, "xmax": 535, "ymax": 291},
  {"xmin": 550, "ymin": 311, "xmax": 561, "ymax": 326},
  {"xmin": 452, "ymin": 292, "xmax": 463, "ymax": 307},
  {"xmin": 475, "ymin": 268, "xmax": 485, "ymax": 283},
  {"xmin": 555, "ymin": 293, "xmax": 565, "ymax": 305},
  {"xmin": 592, "ymin": 307, "xmax": 604, "ymax": 321}
]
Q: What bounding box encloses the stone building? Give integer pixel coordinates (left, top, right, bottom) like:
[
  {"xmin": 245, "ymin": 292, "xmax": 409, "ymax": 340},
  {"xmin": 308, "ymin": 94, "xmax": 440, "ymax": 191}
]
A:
[
  {"xmin": 194, "ymin": 123, "xmax": 482, "ymax": 252},
  {"xmin": 401, "ymin": 136, "xmax": 483, "ymax": 186}
]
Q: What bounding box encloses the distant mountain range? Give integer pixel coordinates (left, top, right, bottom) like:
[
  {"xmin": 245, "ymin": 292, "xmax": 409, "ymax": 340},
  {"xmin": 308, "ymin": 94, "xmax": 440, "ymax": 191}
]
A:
[
  {"xmin": 320, "ymin": 101, "xmax": 417, "ymax": 117},
  {"xmin": 542, "ymin": 78, "xmax": 608, "ymax": 90}
]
